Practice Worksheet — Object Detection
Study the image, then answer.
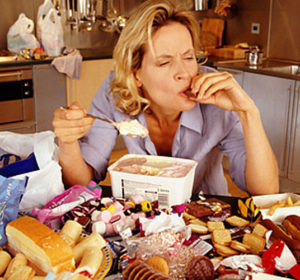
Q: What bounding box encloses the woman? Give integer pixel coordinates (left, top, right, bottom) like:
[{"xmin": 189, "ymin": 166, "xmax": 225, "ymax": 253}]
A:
[{"xmin": 53, "ymin": 0, "xmax": 279, "ymax": 195}]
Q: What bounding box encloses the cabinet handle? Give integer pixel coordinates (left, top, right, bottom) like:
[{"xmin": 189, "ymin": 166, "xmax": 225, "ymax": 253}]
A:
[
  {"xmin": 0, "ymin": 71, "xmax": 22, "ymax": 78},
  {"xmin": 289, "ymin": 86, "xmax": 300, "ymax": 172}
]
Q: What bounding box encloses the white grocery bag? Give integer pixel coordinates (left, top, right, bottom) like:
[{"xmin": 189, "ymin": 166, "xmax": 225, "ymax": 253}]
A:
[
  {"xmin": 36, "ymin": 0, "xmax": 55, "ymax": 42},
  {"xmin": 7, "ymin": 13, "xmax": 40, "ymax": 54},
  {"xmin": 40, "ymin": 8, "xmax": 64, "ymax": 56},
  {"xmin": 0, "ymin": 131, "xmax": 64, "ymax": 210}
]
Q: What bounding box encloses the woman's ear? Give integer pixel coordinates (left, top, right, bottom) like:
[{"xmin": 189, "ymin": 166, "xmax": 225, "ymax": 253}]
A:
[{"xmin": 134, "ymin": 70, "xmax": 143, "ymax": 87}]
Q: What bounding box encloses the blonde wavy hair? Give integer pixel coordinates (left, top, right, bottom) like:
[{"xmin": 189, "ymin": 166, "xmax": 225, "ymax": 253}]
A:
[{"xmin": 111, "ymin": 0, "xmax": 200, "ymax": 116}]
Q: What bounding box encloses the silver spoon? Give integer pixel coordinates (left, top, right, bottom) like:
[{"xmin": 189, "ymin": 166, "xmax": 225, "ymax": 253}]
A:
[{"xmin": 60, "ymin": 107, "xmax": 148, "ymax": 138}]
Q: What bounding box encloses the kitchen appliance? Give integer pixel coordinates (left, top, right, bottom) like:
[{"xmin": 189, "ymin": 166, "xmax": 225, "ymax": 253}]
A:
[
  {"xmin": 0, "ymin": 66, "xmax": 35, "ymax": 133},
  {"xmin": 245, "ymin": 49, "xmax": 264, "ymax": 66}
]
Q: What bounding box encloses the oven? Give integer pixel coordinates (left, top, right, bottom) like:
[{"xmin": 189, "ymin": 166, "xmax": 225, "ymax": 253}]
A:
[{"xmin": 0, "ymin": 66, "xmax": 36, "ymax": 133}]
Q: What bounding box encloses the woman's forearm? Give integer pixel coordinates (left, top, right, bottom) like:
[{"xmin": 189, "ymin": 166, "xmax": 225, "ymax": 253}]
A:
[
  {"xmin": 58, "ymin": 140, "xmax": 94, "ymax": 187},
  {"xmin": 237, "ymin": 106, "xmax": 279, "ymax": 195}
]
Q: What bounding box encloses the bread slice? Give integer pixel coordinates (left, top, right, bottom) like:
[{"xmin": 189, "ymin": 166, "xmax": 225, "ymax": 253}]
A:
[
  {"xmin": 6, "ymin": 216, "xmax": 75, "ymax": 275},
  {"xmin": 242, "ymin": 233, "xmax": 265, "ymax": 255},
  {"xmin": 207, "ymin": 221, "xmax": 225, "ymax": 232},
  {"xmin": 212, "ymin": 229, "xmax": 231, "ymax": 246},
  {"xmin": 214, "ymin": 243, "xmax": 238, "ymax": 257},
  {"xmin": 226, "ymin": 215, "xmax": 250, "ymax": 227},
  {"xmin": 252, "ymin": 223, "xmax": 268, "ymax": 237}
]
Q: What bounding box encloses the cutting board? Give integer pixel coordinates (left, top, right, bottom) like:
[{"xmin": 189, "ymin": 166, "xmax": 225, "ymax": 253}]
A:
[
  {"xmin": 209, "ymin": 46, "xmax": 248, "ymax": 59},
  {"xmin": 200, "ymin": 18, "xmax": 224, "ymax": 48}
]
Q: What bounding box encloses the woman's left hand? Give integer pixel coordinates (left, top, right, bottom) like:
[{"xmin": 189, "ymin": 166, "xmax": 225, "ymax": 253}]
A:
[{"xmin": 189, "ymin": 72, "xmax": 255, "ymax": 113}]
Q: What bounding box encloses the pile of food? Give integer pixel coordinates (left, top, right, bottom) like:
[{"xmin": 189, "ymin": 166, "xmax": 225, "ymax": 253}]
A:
[{"xmin": 1, "ymin": 180, "xmax": 300, "ymax": 279}]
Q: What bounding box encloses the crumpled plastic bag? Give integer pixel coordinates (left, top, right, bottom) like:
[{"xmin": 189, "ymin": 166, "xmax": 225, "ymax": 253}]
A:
[
  {"xmin": 0, "ymin": 175, "xmax": 28, "ymax": 246},
  {"xmin": 7, "ymin": 13, "xmax": 40, "ymax": 54},
  {"xmin": 0, "ymin": 131, "xmax": 65, "ymax": 210}
]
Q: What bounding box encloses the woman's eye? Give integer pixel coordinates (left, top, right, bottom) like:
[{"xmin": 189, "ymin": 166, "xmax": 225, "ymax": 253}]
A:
[
  {"xmin": 159, "ymin": 61, "xmax": 169, "ymax": 66},
  {"xmin": 185, "ymin": 56, "xmax": 195, "ymax": 60}
]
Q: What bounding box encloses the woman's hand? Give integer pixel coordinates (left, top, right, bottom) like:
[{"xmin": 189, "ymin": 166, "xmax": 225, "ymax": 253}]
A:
[
  {"xmin": 189, "ymin": 72, "xmax": 255, "ymax": 113},
  {"xmin": 52, "ymin": 102, "xmax": 94, "ymax": 143}
]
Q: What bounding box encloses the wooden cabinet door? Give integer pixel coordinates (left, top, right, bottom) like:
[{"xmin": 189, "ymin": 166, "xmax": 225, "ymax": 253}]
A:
[
  {"xmin": 68, "ymin": 59, "xmax": 114, "ymax": 111},
  {"xmin": 243, "ymin": 72, "xmax": 295, "ymax": 177},
  {"xmin": 288, "ymin": 81, "xmax": 300, "ymax": 182}
]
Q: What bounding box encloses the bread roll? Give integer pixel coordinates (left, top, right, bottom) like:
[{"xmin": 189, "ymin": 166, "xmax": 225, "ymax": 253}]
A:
[
  {"xmin": 6, "ymin": 265, "xmax": 35, "ymax": 280},
  {"xmin": 73, "ymin": 232, "xmax": 106, "ymax": 263},
  {"xmin": 59, "ymin": 220, "xmax": 82, "ymax": 247},
  {"xmin": 75, "ymin": 247, "xmax": 103, "ymax": 278},
  {"xmin": 6, "ymin": 216, "xmax": 75, "ymax": 275},
  {"xmin": 0, "ymin": 250, "xmax": 11, "ymax": 276},
  {"xmin": 283, "ymin": 215, "xmax": 300, "ymax": 241},
  {"xmin": 4, "ymin": 253, "xmax": 27, "ymax": 278}
]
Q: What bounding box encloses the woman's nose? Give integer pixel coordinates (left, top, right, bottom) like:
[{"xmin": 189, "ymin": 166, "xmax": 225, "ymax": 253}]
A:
[{"xmin": 174, "ymin": 61, "xmax": 190, "ymax": 81}]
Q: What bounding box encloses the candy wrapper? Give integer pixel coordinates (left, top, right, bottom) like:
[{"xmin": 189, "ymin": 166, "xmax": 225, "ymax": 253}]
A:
[
  {"xmin": 0, "ymin": 175, "xmax": 28, "ymax": 246},
  {"xmin": 139, "ymin": 211, "xmax": 188, "ymax": 236},
  {"xmin": 29, "ymin": 181, "xmax": 102, "ymax": 225},
  {"xmin": 262, "ymin": 239, "xmax": 297, "ymax": 274}
]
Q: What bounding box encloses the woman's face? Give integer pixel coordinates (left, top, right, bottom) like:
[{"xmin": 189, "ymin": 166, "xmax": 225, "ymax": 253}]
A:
[{"xmin": 135, "ymin": 22, "xmax": 198, "ymax": 115}]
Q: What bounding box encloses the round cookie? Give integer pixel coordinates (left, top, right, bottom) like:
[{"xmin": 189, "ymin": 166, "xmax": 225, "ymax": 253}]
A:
[
  {"xmin": 230, "ymin": 240, "xmax": 250, "ymax": 253},
  {"xmin": 128, "ymin": 262, "xmax": 146, "ymax": 280},
  {"xmin": 133, "ymin": 267, "xmax": 148, "ymax": 280},
  {"xmin": 145, "ymin": 255, "xmax": 169, "ymax": 276},
  {"xmin": 140, "ymin": 269, "xmax": 154, "ymax": 280},
  {"xmin": 186, "ymin": 256, "xmax": 215, "ymax": 280},
  {"xmin": 122, "ymin": 260, "xmax": 143, "ymax": 280}
]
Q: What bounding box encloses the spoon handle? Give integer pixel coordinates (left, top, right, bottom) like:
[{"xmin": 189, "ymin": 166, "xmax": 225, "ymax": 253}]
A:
[{"xmin": 86, "ymin": 113, "xmax": 116, "ymax": 125}]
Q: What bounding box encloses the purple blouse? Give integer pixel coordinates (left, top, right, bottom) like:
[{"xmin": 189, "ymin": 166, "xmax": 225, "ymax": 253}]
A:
[{"xmin": 79, "ymin": 66, "xmax": 246, "ymax": 195}]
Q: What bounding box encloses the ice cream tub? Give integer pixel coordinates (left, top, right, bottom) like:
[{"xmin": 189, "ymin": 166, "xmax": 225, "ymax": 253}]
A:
[{"xmin": 108, "ymin": 154, "xmax": 198, "ymax": 209}]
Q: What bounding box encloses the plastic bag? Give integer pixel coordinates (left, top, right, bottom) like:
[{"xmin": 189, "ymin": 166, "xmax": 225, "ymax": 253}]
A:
[
  {"xmin": 7, "ymin": 13, "xmax": 40, "ymax": 54},
  {"xmin": 0, "ymin": 175, "xmax": 28, "ymax": 246},
  {"xmin": 36, "ymin": 0, "xmax": 55, "ymax": 42},
  {"xmin": 0, "ymin": 131, "xmax": 65, "ymax": 210},
  {"xmin": 40, "ymin": 8, "xmax": 64, "ymax": 57}
]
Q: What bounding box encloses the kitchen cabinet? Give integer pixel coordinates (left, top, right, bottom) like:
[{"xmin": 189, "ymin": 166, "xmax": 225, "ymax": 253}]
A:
[
  {"xmin": 242, "ymin": 72, "xmax": 294, "ymax": 177},
  {"xmin": 288, "ymin": 81, "xmax": 300, "ymax": 182},
  {"xmin": 67, "ymin": 59, "xmax": 114, "ymax": 111},
  {"xmin": 33, "ymin": 64, "xmax": 67, "ymax": 132},
  {"xmin": 217, "ymin": 67, "xmax": 244, "ymax": 87}
]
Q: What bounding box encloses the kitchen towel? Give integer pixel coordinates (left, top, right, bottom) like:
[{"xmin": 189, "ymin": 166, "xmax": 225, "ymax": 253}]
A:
[{"xmin": 51, "ymin": 47, "xmax": 82, "ymax": 79}]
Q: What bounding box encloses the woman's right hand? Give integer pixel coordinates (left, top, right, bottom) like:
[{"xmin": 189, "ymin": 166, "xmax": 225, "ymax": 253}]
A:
[{"xmin": 52, "ymin": 102, "xmax": 95, "ymax": 143}]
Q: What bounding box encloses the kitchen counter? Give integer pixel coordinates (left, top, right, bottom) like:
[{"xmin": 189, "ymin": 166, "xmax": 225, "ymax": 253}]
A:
[
  {"xmin": 0, "ymin": 47, "xmax": 113, "ymax": 68},
  {"xmin": 1, "ymin": 49, "xmax": 300, "ymax": 81},
  {"xmin": 211, "ymin": 57, "xmax": 300, "ymax": 81}
]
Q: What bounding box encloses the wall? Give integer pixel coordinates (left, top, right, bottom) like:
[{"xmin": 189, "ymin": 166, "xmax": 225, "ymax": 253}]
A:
[{"xmin": 0, "ymin": 0, "xmax": 299, "ymax": 61}]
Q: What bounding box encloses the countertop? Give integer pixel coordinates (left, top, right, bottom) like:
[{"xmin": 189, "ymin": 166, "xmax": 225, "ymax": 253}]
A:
[{"xmin": 1, "ymin": 48, "xmax": 300, "ymax": 81}]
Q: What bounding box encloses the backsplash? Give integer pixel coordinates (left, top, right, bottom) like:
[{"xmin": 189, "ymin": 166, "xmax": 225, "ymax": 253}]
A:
[{"xmin": 0, "ymin": 0, "xmax": 299, "ymax": 61}]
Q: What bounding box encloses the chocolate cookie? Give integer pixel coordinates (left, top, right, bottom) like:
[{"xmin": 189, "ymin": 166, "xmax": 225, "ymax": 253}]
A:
[{"xmin": 186, "ymin": 256, "xmax": 215, "ymax": 280}]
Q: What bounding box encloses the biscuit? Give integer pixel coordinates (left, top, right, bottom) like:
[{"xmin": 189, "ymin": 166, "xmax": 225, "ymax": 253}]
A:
[
  {"xmin": 214, "ymin": 243, "xmax": 239, "ymax": 257},
  {"xmin": 133, "ymin": 267, "xmax": 148, "ymax": 280},
  {"xmin": 212, "ymin": 229, "xmax": 231, "ymax": 246},
  {"xmin": 226, "ymin": 215, "xmax": 250, "ymax": 227},
  {"xmin": 186, "ymin": 256, "xmax": 215, "ymax": 280},
  {"xmin": 189, "ymin": 223, "xmax": 208, "ymax": 234},
  {"xmin": 145, "ymin": 255, "xmax": 169, "ymax": 276},
  {"xmin": 122, "ymin": 260, "xmax": 142, "ymax": 280},
  {"xmin": 242, "ymin": 233, "xmax": 266, "ymax": 255},
  {"xmin": 139, "ymin": 270, "xmax": 153, "ymax": 280},
  {"xmin": 230, "ymin": 240, "xmax": 250, "ymax": 253},
  {"xmin": 128, "ymin": 262, "xmax": 145, "ymax": 280},
  {"xmin": 207, "ymin": 221, "xmax": 225, "ymax": 232},
  {"xmin": 252, "ymin": 223, "xmax": 268, "ymax": 237}
]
